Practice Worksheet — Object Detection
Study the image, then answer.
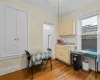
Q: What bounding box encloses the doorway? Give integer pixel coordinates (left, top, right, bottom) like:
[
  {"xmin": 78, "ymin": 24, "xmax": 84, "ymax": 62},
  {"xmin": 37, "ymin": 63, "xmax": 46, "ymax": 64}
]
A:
[{"xmin": 43, "ymin": 22, "xmax": 56, "ymax": 58}]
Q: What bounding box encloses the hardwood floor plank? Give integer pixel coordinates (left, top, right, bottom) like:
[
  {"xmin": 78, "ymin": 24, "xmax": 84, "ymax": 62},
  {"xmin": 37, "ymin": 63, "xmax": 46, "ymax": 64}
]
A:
[{"xmin": 0, "ymin": 60, "xmax": 100, "ymax": 80}]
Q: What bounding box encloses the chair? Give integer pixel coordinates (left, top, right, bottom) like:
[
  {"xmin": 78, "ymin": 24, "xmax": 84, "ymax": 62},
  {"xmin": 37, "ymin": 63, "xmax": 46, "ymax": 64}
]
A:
[
  {"xmin": 25, "ymin": 50, "xmax": 44, "ymax": 79},
  {"xmin": 25, "ymin": 50, "xmax": 52, "ymax": 79},
  {"xmin": 25, "ymin": 50, "xmax": 43, "ymax": 68},
  {"xmin": 43, "ymin": 49, "xmax": 52, "ymax": 71},
  {"xmin": 25, "ymin": 50, "xmax": 31, "ymax": 68}
]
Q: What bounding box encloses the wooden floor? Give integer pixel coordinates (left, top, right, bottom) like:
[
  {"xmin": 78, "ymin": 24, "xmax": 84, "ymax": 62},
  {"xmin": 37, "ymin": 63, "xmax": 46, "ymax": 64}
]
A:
[{"xmin": 0, "ymin": 60, "xmax": 100, "ymax": 80}]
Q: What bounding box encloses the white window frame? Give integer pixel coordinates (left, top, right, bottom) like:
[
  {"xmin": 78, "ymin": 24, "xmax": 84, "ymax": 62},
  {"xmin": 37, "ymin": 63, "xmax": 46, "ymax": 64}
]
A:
[{"xmin": 76, "ymin": 9, "xmax": 100, "ymax": 53}]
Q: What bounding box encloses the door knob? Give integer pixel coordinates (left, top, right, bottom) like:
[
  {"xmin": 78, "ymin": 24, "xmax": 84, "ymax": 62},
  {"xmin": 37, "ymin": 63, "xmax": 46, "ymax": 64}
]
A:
[
  {"xmin": 14, "ymin": 39, "xmax": 19, "ymax": 41},
  {"xmin": 14, "ymin": 39, "xmax": 16, "ymax": 40}
]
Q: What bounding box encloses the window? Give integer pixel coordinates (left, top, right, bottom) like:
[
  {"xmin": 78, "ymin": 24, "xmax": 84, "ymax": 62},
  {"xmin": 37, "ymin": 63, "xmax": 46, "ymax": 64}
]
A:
[
  {"xmin": 81, "ymin": 16, "xmax": 98, "ymax": 52},
  {"xmin": 77, "ymin": 10, "xmax": 100, "ymax": 52}
]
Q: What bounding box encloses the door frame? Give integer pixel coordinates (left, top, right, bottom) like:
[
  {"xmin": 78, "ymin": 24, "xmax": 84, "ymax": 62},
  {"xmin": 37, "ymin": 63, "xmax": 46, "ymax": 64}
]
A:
[{"xmin": 42, "ymin": 21, "xmax": 56, "ymax": 59}]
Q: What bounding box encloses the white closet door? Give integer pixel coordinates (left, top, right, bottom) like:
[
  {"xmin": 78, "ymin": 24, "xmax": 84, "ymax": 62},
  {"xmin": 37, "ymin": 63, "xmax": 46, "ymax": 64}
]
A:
[
  {"xmin": 0, "ymin": 5, "xmax": 4, "ymax": 56},
  {"xmin": 17, "ymin": 10, "xmax": 28, "ymax": 53},
  {"xmin": 5, "ymin": 6, "xmax": 17, "ymax": 55}
]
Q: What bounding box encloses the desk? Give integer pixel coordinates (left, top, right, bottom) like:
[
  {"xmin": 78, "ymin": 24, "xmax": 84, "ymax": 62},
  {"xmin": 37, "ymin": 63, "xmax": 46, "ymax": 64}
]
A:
[{"xmin": 71, "ymin": 50, "xmax": 100, "ymax": 72}]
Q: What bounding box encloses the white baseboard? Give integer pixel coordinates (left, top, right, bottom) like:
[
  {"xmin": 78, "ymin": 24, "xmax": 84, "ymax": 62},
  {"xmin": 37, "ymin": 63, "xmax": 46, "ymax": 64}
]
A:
[{"xmin": 0, "ymin": 64, "xmax": 27, "ymax": 76}]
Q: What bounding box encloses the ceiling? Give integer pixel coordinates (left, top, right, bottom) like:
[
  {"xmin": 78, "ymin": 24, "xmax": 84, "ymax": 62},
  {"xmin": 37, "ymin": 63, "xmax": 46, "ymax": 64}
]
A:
[{"xmin": 21, "ymin": 0, "xmax": 96, "ymax": 16}]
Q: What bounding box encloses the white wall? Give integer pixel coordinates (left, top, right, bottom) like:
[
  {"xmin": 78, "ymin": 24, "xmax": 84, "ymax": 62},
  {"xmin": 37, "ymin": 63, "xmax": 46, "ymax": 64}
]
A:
[{"xmin": 0, "ymin": 0, "xmax": 57, "ymax": 75}]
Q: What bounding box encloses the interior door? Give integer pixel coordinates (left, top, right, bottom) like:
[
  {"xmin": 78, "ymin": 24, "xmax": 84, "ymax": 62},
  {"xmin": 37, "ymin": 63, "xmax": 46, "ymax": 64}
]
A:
[
  {"xmin": 43, "ymin": 23, "xmax": 56, "ymax": 58},
  {"xmin": 5, "ymin": 6, "xmax": 17, "ymax": 55},
  {"xmin": 17, "ymin": 10, "xmax": 28, "ymax": 53},
  {"xmin": 0, "ymin": 5, "xmax": 4, "ymax": 56},
  {"xmin": 43, "ymin": 24, "xmax": 54, "ymax": 49}
]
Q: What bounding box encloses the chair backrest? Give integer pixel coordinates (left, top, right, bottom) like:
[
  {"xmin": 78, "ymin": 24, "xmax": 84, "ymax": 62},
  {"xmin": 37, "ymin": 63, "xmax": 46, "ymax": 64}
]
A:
[
  {"xmin": 25, "ymin": 50, "xmax": 31, "ymax": 61},
  {"xmin": 47, "ymin": 48, "xmax": 52, "ymax": 51}
]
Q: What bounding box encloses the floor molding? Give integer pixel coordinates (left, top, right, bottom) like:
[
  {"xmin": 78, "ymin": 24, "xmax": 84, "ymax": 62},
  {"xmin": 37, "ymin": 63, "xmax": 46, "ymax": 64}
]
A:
[
  {"xmin": 0, "ymin": 59, "xmax": 55, "ymax": 76},
  {"xmin": 0, "ymin": 63, "xmax": 27, "ymax": 76}
]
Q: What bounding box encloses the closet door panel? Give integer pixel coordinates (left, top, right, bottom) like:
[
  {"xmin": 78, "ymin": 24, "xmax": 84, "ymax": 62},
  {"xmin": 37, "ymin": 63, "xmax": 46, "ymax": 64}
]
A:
[
  {"xmin": 0, "ymin": 5, "xmax": 4, "ymax": 55},
  {"xmin": 5, "ymin": 6, "xmax": 17, "ymax": 55},
  {"xmin": 17, "ymin": 10, "xmax": 28, "ymax": 53}
]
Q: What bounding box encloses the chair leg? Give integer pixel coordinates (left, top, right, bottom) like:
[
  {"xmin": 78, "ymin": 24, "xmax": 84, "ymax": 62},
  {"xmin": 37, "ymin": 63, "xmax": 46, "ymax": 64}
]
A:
[
  {"xmin": 27, "ymin": 61, "xmax": 30, "ymax": 68},
  {"xmin": 31, "ymin": 66, "xmax": 33, "ymax": 80},
  {"xmin": 31, "ymin": 65, "xmax": 36, "ymax": 80},
  {"xmin": 44, "ymin": 60, "xmax": 49, "ymax": 71},
  {"xmin": 49, "ymin": 58, "xmax": 52, "ymax": 71}
]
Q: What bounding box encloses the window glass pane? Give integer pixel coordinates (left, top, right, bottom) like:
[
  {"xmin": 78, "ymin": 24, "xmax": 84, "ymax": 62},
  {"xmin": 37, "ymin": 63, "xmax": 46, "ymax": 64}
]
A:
[
  {"xmin": 82, "ymin": 16, "xmax": 98, "ymax": 34},
  {"xmin": 82, "ymin": 16, "xmax": 98, "ymax": 26},
  {"xmin": 82, "ymin": 35, "xmax": 97, "ymax": 52}
]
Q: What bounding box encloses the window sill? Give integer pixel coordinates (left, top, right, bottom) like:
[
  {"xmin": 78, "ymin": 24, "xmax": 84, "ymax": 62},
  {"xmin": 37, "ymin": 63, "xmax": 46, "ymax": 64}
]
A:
[
  {"xmin": 0, "ymin": 53, "xmax": 26, "ymax": 61},
  {"xmin": 82, "ymin": 33, "xmax": 97, "ymax": 36}
]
